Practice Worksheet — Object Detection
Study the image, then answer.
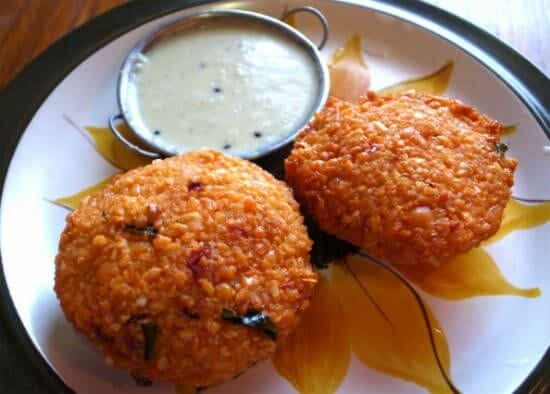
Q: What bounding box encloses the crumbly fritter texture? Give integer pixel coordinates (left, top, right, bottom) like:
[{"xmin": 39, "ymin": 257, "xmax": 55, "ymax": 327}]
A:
[
  {"xmin": 55, "ymin": 149, "xmax": 316, "ymax": 386},
  {"xmin": 285, "ymin": 92, "xmax": 517, "ymax": 266}
]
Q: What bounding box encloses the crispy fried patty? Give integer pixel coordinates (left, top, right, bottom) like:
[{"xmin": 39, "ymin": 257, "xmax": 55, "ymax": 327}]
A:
[
  {"xmin": 55, "ymin": 149, "xmax": 316, "ymax": 386},
  {"xmin": 285, "ymin": 92, "xmax": 517, "ymax": 266}
]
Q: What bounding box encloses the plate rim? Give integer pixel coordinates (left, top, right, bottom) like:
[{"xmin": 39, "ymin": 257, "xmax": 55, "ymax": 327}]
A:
[{"xmin": 0, "ymin": 0, "xmax": 548, "ymax": 393}]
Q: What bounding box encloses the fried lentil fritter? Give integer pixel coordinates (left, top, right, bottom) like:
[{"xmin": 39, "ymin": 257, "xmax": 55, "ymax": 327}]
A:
[
  {"xmin": 55, "ymin": 149, "xmax": 316, "ymax": 386},
  {"xmin": 285, "ymin": 92, "xmax": 517, "ymax": 266}
]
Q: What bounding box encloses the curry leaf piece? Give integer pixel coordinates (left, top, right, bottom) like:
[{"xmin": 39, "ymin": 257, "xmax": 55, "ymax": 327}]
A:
[
  {"xmin": 222, "ymin": 309, "xmax": 278, "ymax": 340},
  {"xmin": 124, "ymin": 225, "xmax": 158, "ymax": 237},
  {"xmin": 496, "ymin": 142, "xmax": 509, "ymax": 154},
  {"xmin": 141, "ymin": 322, "xmax": 158, "ymax": 362}
]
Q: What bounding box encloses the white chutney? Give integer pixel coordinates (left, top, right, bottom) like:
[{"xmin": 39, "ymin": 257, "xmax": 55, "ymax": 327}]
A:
[{"xmin": 133, "ymin": 19, "xmax": 319, "ymax": 156}]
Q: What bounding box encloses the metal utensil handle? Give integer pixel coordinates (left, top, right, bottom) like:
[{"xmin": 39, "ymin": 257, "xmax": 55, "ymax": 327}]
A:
[
  {"xmin": 108, "ymin": 114, "xmax": 161, "ymax": 158},
  {"xmin": 281, "ymin": 6, "xmax": 329, "ymax": 50}
]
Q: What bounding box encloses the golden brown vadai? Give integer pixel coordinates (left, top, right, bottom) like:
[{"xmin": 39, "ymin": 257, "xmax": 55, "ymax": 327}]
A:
[
  {"xmin": 55, "ymin": 149, "xmax": 316, "ymax": 386},
  {"xmin": 285, "ymin": 92, "xmax": 517, "ymax": 266}
]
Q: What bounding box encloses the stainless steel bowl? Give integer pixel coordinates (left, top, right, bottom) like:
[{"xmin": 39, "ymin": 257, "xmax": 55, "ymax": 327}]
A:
[{"xmin": 109, "ymin": 7, "xmax": 330, "ymax": 159}]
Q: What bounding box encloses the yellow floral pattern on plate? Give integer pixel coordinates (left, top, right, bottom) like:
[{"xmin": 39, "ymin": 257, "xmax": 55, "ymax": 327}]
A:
[
  {"xmin": 54, "ymin": 175, "xmax": 117, "ymax": 210},
  {"xmin": 336, "ymin": 257, "xmax": 452, "ymax": 393},
  {"xmin": 485, "ymin": 199, "xmax": 550, "ymax": 244},
  {"xmin": 272, "ymin": 276, "xmax": 350, "ymax": 394},
  {"xmin": 85, "ymin": 124, "xmax": 152, "ymax": 171},
  {"xmin": 378, "ymin": 61, "xmax": 454, "ymax": 96},
  {"xmin": 400, "ymin": 247, "xmax": 540, "ymax": 300},
  {"xmin": 328, "ymin": 34, "xmax": 371, "ymax": 103},
  {"xmin": 273, "ymin": 259, "xmax": 454, "ymax": 394},
  {"xmin": 501, "ymin": 125, "xmax": 517, "ymax": 137}
]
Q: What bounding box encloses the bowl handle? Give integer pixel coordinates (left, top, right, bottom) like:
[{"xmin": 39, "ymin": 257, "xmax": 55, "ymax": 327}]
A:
[
  {"xmin": 281, "ymin": 6, "xmax": 329, "ymax": 50},
  {"xmin": 109, "ymin": 114, "xmax": 161, "ymax": 159}
]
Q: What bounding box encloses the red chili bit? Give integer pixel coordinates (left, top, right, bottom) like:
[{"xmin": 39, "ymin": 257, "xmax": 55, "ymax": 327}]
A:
[
  {"xmin": 368, "ymin": 144, "xmax": 378, "ymax": 153},
  {"xmin": 449, "ymin": 220, "xmax": 460, "ymax": 232},
  {"xmin": 187, "ymin": 243, "xmax": 212, "ymax": 278},
  {"xmin": 280, "ymin": 280, "xmax": 295, "ymax": 289},
  {"xmin": 227, "ymin": 224, "xmax": 249, "ymax": 240},
  {"xmin": 188, "ymin": 181, "xmax": 203, "ymax": 191}
]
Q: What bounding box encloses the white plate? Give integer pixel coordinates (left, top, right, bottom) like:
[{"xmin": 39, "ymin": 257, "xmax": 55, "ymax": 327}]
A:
[{"xmin": 0, "ymin": 0, "xmax": 548, "ymax": 393}]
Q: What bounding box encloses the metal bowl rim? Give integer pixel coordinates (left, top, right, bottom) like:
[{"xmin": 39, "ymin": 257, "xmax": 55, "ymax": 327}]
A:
[{"xmin": 117, "ymin": 8, "xmax": 330, "ymax": 159}]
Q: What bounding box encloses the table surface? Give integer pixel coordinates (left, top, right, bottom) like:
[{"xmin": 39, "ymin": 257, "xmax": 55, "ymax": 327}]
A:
[
  {"xmin": 0, "ymin": 0, "xmax": 548, "ymax": 393},
  {"xmin": 0, "ymin": 0, "xmax": 549, "ymax": 90}
]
